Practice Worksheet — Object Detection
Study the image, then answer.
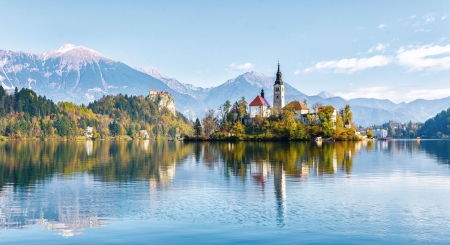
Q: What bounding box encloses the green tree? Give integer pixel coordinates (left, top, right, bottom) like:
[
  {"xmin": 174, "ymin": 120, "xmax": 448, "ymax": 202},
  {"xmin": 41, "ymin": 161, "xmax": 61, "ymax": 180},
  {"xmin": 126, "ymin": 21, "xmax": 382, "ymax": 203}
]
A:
[
  {"xmin": 53, "ymin": 116, "xmax": 75, "ymax": 137},
  {"xmin": 341, "ymin": 105, "xmax": 353, "ymax": 126},
  {"xmin": 221, "ymin": 100, "xmax": 232, "ymax": 123},
  {"xmin": 419, "ymin": 107, "xmax": 450, "ymax": 138},
  {"xmin": 109, "ymin": 120, "xmax": 120, "ymax": 136},
  {"xmin": 193, "ymin": 118, "xmax": 202, "ymax": 138},
  {"xmin": 318, "ymin": 106, "xmax": 336, "ymax": 137}
]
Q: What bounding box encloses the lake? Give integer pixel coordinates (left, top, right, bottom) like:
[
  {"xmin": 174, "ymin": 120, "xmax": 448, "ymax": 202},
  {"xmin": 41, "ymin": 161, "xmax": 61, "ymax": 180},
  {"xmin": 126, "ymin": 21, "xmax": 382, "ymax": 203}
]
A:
[{"xmin": 1, "ymin": 140, "xmax": 450, "ymax": 244}]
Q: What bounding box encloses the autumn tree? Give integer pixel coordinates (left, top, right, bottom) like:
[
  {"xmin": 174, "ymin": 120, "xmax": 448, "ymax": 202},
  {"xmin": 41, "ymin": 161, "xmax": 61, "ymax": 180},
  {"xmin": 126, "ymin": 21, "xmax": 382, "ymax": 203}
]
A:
[
  {"xmin": 232, "ymin": 121, "xmax": 245, "ymax": 138},
  {"xmin": 366, "ymin": 129, "xmax": 374, "ymax": 138},
  {"xmin": 202, "ymin": 109, "xmax": 218, "ymax": 137},
  {"xmin": 238, "ymin": 97, "xmax": 248, "ymax": 120}
]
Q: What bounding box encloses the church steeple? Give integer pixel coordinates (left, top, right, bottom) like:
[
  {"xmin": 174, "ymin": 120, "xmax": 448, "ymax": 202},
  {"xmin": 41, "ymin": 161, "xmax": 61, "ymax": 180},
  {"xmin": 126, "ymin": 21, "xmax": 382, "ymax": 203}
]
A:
[
  {"xmin": 275, "ymin": 61, "xmax": 283, "ymax": 85},
  {"xmin": 273, "ymin": 61, "xmax": 285, "ymax": 112}
]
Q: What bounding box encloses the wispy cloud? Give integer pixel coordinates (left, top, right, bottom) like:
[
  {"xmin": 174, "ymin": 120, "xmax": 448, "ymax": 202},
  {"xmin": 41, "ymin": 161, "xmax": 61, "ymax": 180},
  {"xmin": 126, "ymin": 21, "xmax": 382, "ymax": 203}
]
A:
[
  {"xmin": 300, "ymin": 55, "xmax": 393, "ymax": 74},
  {"xmin": 227, "ymin": 62, "xmax": 255, "ymax": 72},
  {"xmin": 334, "ymin": 86, "xmax": 391, "ymax": 100},
  {"xmin": 424, "ymin": 15, "xmax": 436, "ymax": 24},
  {"xmin": 396, "ymin": 43, "xmax": 450, "ymax": 72},
  {"xmin": 299, "ymin": 42, "xmax": 450, "ymax": 75},
  {"xmin": 368, "ymin": 43, "xmax": 388, "ymax": 53},
  {"xmin": 412, "ymin": 13, "xmax": 436, "ymax": 26},
  {"xmin": 442, "ymin": 15, "xmax": 447, "ymax": 20},
  {"xmin": 335, "ymin": 87, "xmax": 450, "ymax": 103},
  {"xmin": 377, "ymin": 24, "xmax": 386, "ymax": 29},
  {"xmin": 414, "ymin": 28, "xmax": 431, "ymax": 33}
]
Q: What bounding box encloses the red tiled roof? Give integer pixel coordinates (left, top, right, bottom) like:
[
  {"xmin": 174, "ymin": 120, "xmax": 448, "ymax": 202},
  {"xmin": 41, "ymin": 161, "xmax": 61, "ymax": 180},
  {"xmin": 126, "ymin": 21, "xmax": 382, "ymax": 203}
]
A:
[
  {"xmin": 284, "ymin": 101, "xmax": 309, "ymax": 110},
  {"xmin": 249, "ymin": 95, "xmax": 270, "ymax": 107},
  {"xmin": 316, "ymin": 106, "xmax": 335, "ymax": 113}
]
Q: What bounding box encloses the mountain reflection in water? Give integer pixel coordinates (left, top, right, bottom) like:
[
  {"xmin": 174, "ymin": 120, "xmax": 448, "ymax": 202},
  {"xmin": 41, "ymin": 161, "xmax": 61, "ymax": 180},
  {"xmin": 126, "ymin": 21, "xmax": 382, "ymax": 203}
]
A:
[{"xmin": 0, "ymin": 140, "xmax": 449, "ymax": 240}]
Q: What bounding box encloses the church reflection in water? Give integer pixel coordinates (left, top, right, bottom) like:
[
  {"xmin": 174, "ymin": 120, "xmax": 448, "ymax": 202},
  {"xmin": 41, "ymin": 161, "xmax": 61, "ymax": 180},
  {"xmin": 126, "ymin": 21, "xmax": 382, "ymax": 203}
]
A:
[{"xmin": 0, "ymin": 139, "xmax": 446, "ymax": 235}]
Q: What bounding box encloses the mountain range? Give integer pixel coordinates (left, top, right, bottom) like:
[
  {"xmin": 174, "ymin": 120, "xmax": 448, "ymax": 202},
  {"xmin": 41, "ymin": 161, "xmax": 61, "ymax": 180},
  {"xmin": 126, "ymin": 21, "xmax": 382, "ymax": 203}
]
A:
[{"xmin": 1, "ymin": 44, "xmax": 449, "ymax": 126}]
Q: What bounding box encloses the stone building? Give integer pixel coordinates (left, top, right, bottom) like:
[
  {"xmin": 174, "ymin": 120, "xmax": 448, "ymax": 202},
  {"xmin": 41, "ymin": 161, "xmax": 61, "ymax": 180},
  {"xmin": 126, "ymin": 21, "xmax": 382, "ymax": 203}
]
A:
[{"xmin": 149, "ymin": 89, "xmax": 176, "ymax": 116}]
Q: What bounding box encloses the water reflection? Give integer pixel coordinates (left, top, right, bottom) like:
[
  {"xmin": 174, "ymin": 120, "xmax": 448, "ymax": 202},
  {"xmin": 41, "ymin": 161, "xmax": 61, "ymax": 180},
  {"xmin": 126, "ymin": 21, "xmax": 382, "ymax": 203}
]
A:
[
  {"xmin": 273, "ymin": 163, "xmax": 286, "ymax": 227},
  {"xmin": 1, "ymin": 140, "xmax": 447, "ymax": 192},
  {"xmin": 0, "ymin": 140, "xmax": 191, "ymax": 190},
  {"xmin": 0, "ymin": 140, "xmax": 449, "ymax": 237},
  {"xmin": 0, "ymin": 175, "xmax": 104, "ymax": 236}
]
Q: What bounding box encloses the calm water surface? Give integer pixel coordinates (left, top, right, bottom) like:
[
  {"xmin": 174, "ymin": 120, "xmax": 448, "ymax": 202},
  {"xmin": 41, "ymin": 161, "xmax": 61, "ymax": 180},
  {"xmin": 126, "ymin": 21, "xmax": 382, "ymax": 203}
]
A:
[{"xmin": 1, "ymin": 140, "xmax": 450, "ymax": 244}]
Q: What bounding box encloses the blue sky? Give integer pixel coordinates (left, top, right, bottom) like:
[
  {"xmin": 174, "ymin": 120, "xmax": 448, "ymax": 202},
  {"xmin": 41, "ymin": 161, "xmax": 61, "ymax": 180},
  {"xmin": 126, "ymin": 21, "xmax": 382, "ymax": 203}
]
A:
[{"xmin": 1, "ymin": 0, "xmax": 449, "ymax": 102}]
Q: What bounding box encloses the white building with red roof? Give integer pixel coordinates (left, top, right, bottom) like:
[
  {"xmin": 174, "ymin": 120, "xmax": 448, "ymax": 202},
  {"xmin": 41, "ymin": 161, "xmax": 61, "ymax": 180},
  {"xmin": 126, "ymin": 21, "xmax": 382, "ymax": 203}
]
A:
[
  {"xmin": 249, "ymin": 89, "xmax": 271, "ymax": 118},
  {"xmin": 283, "ymin": 101, "xmax": 310, "ymax": 124}
]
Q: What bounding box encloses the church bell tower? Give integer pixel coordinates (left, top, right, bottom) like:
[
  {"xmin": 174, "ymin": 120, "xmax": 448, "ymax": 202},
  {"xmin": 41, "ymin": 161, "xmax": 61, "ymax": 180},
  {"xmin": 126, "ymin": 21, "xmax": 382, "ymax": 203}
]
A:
[{"xmin": 273, "ymin": 61, "xmax": 285, "ymax": 112}]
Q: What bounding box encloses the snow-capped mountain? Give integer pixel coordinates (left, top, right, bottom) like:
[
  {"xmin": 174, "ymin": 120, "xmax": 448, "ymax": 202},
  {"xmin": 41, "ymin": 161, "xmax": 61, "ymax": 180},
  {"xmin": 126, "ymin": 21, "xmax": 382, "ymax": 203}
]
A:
[
  {"xmin": 2, "ymin": 44, "xmax": 450, "ymax": 126},
  {"xmin": 43, "ymin": 44, "xmax": 109, "ymax": 63},
  {"xmin": 136, "ymin": 66, "xmax": 210, "ymax": 100},
  {"xmin": 135, "ymin": 66, "xmax": 167, "ymax": 80},
  {"xmin": 156, "ymin": 70, "xmax": 449, "ymax": 126},
  {"xmin": 317, "ymin": 91, "xmax": 335, "ymax": 99},
  {"xmin": 201, "ymin": 71, "xmax": 306, "ymax": 109},
  {"xmin": 0, "ymin": 45, "xmax": 206, "ymax": 117}
]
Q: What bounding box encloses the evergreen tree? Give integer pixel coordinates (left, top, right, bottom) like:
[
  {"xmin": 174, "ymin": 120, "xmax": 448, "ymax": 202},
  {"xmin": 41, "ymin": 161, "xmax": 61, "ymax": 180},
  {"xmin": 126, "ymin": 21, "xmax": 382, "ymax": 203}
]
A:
[
  {"xmin": 109, "ymin": 120, "xmax": 120, "ymax": 136},
  {"xmin": 193, "ymin": 118, "xmax": 202, "ymax": 137}
]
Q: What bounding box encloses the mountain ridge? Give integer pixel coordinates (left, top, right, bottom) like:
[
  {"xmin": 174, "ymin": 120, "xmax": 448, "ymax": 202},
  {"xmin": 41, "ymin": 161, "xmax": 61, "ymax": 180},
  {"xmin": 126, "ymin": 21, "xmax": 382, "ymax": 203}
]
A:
[
  {"xmin": 2, "ymin": 44, "xmax": 450, "ymax": 126},
  {"xmin": 142, "ymin": 67, "xmax": 450, "ymax": 126},
  {"xmin": 317, "ymin": 91, "xmax": 335, "ymax": 99},
  {"xmin": 0, "ymin": 45, "xmax": 207, "ymax": 118}
]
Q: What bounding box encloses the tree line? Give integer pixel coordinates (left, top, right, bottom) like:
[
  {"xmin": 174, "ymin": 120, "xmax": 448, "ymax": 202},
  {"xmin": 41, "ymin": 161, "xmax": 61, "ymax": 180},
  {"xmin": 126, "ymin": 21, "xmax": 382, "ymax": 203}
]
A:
[
  {"xmin": 0, "ymin": 86, "xmax": 192, "ymax": 140},
  {"xmin": 418, "ymin": 107, "xmax": 450, "ymax": 138},
  {"xmin": 187, "ymin": 97, "xmax": 359, "ymax": 141}
]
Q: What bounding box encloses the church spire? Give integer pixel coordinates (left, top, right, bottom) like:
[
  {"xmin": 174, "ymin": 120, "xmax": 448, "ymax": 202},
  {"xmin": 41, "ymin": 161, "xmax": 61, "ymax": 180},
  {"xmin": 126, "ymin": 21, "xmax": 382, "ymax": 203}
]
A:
[{"xmin": 275, "ymin": 61, "xmax": 283, "ymax": 85}]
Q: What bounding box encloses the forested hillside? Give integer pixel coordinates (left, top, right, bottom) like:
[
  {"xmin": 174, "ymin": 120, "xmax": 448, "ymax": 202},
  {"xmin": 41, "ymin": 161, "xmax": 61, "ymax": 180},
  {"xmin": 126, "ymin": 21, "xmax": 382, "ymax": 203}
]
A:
[
  {"xmin": 88, "ymin": 94, "xmax": 191, "ymax": 138},
  {"xmin": 418, "ymin": 107, "xmax": 450, "ymax": 138},
  {"xmin": 0, "ymin": 86, "xmax": 192, "ymax": 140}
]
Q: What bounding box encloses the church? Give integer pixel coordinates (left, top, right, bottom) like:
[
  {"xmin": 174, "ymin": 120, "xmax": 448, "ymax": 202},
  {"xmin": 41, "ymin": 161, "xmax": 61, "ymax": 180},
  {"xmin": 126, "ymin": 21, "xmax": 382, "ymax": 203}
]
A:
[
  {"xmin": 248, "ymin": 61, "xmax": 286, "ymax": 119},
  {"xmin": 247, "ymin": 61, "xmax": 312, "ymax": 124}
]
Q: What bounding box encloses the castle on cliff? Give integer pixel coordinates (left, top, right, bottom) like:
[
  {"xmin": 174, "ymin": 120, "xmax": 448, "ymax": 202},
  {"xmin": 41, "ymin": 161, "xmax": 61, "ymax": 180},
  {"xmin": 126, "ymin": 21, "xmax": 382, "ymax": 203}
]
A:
[{"xmin": 149, "ymin": 90, "xmax": 176, "ymax": 116}]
